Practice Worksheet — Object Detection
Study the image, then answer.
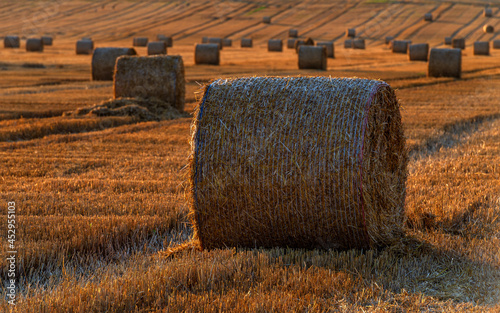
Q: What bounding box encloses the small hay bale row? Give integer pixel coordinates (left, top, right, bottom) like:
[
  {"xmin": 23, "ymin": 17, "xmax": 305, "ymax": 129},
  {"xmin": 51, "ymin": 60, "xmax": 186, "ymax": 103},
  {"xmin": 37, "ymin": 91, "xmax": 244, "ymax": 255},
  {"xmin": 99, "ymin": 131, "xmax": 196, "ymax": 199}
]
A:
[
  {"xmin": 208, "ymin": 37, "xmax": 223, "ymax": 50},
  {"xmin": 473, "ymin": 41, "xmax": 489, "ymax": 55},
  {"xmin": 91, "ymin": 47, "xmax": 137, "ymax": 80},
  {"xmin": 26, "ymin": 38, "xmax": 43, "ymax": 52},
  {"xmin": 241, "ymin": 38, "xmax": 252, "ymax": 48},
  {"xmin": 190, "ymin": 76, "xmax": 407, "ymax": 250},
  {"xmin": 268, "ymin": 39, "xmax": 283, "ymax": 52},
  {"xmin": 289, "ymin": 29, "xmax": 298, "ymax": 38},
  {"xmin": 4, "ymin": 35, "xmax": 20, "ymax": 48},
  {"xmin": 194, "ymin": 43, "xmax": 219, "ymax": 65},
  {"xmin": 408, "ymin": 43, "xmax": 429, "ymax": 61},
  {"xmin": 346, "ymin": 28, "xmax": 355, "ymax": 37},
  {"xmin": 76, "ymin": 39, "xmax": 94, "ymax": 55},
  {"xmin": 392, "ymin": 40, "xmax": 411, "ymax": 53},
  {"xmin": 444, "ymin": 36, "xmax": 452, "ymax": 45},
  {"xmin": 222, "ymin": 38, "xmax": 232, "ymax": 47},
  {"xmin": 157, "ymin": 35, "xmax": 173, "ymax": 47},
  {"xmin": 147, "ymin": 41, "xmax": 167, "ymax": 55},
  {"xmin": 424, "ymin": 13, "xmax": 432, "ymax": 21},
  {"xmin": 428, "ymin": 48, "xmax": 461, "ymax": 78},
  {"xmin": 287, "ymin": 38, "xmax": 297, "ymax": 49},
  {"xmin": 385, "ymin": 36, "xmax": 394, "ymax": 45},
  {"xmin": 263, "ymin": 16, "xmax": 271, "ymax": 24},
  {"xmin": 353, "ymin": 39, "xmax": 365, "ymax": 49},
  {"xmin": 298, "ymin": 46, "xmax": 327, "ymax": 70},
  {"xmin": 483, "ymin": 25, "xmax": 494, "ymax": 33},
  {"xmin": 41, "ymin": 36, "xmax": 53, "ymax": 46},
  {"xmin": 316, "ymin": 41, "xmax": 334, "ymax": 58},
  {"xmin": 114, "ymin": 55, "xmax": 185, "ymax": 112},
  {"xmin": 484, "ymin": 8, "xmax": 493, "ymax": 17},
  {"xmin": 452, "ymin": 38, "xmax": 465, "ymax": 50},
  {"xmin": 133, "ymin": 37, "xmax": 148, "ymax": 47},
  {"xmin": 493, "ymin": 40, "xmax": 500, "ymax": 49}
]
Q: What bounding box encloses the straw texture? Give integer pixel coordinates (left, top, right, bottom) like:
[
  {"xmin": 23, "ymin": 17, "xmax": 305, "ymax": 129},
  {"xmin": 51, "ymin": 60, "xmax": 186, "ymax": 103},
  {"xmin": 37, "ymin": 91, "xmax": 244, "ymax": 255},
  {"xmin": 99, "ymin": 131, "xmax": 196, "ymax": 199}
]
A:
[
  {"xmin": 346, "ymin": 28, "xmax": 356, "ymax": 37},
  {"xmin": 208, "ymin": 37, "xmax": 223, "ymax": 50},
  {"xmin": 428, "ymin": 48, "xmax": 461, "ymax": 78},
  {"xmin": 157, "ymin": 35, "xmax": 173, "ymax": 47},
  {"xmin": 298, "ymin": 46, "xmax": 327, "ymax": 70},
  {"xmin": 147, "ymin": 41, "xmax": 167, "ymax": 55},
  {"xmin": 392, "ymin": 40, "xmax": 411, "ymax": 53},
  {"xmin": 294, "ymin": 38, "xmax": 314, "ymax": 53},
  {"xmin": 133, "ymin": 37, "xmax": 148, "ymax": 47},
  {"xmin": 4, "ymin": 36, "xmax": 20, "ymax": 48},
  {"xmin": 408, "ymin": 43, "xmax": 429, "ymax": 61},
  {"xmin": 222, "ymin": 39, "xmax": 232, "ymax": 47},
  {"xmin": 76, "ymin": 40, "xmax": 94, "ymax": 55},
  {"xmin": 91, "ymin": 47, "xmax": 137, "ymax": 81},
  {"xmin": 287, "ymin": 38, "xmax": 297, "ymax": 49},
  {"xmin": 353, "ymin": 39, "xmax": 365, "ymax": 49},
  {"xmin": 344, "ymin": 39, "xmax": 353, "ymax": 48},
  {"xmin": 473, "ymin": 41, "xmax": 489, "ymax": 55},
  {"xmin": 194, "ymin": 44, "xmax": 220, "ymax": 65},
  {"xmin": 289, "ymin": 29, "xmax": 298, "ymax": 38},
  {"xmin": 268, "ymin": 39, "xmax": 283, "ymax": 52},
  {"xmin": 190, "ymin": 76, "xmax": 407, "ymax": 250},
  {"xmin": 444, "ymin": 37, "xmax": 452, "ymax": 45},
  {"xmin": 241, "ymin": 38, "xmax": 253, "ymax": 48},
  {"xmin": 113, "ymin": 55, "xmax": 185, "ymax": 112},
  {"xmin": 26, "ymin": 38, "xmax": 43, "ymax": 52},
  {"xmin": 316, "ymin": 41, "xmax": 334, "ymax": 58},
  {"xmin": 452, "ymin": 38, "xmax": 465, "ymax": 50}
]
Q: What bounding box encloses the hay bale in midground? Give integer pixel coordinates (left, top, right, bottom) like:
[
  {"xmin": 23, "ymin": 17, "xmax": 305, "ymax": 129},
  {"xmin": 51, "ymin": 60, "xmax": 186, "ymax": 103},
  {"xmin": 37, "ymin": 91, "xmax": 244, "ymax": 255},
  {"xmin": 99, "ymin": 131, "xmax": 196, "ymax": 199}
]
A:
[
  {"xmin": 268, "ymin": 39, "xmax": 283, "ymax": 52},
  {"xmin": 133, "ymin": 37, "xmax": 148, "ymax": 47},
  {"xmin": 484, "ymin": 8, "xmax": 492, "ymax": 17},
  {"xmin": 424, "ymin": 13, "xmax": 432, "ymax": 21},
  {"xmin": 287, "ymin": 38, "xmax": 297, "ymax": 49},
  {"xmin": 147, "ymin": 41, "xmax": 167, "ymax": 55},
  {"xmin": 294, "ymin": 37, "xmax": 314, "ymax": 53},
  {"xmin": 316, "ymin": 41, "xmax": 334, "ymax": 58},
  {"xmin": 241, "ymin": 38, "xmax": 252, "ymax": 48},
  {"xmin": 473, "ymin": 41, "xmax": 489, "ymax": 55},
  {"xmin": 483, "ymin": 25, "xmax": 494, "ymax": 33},
  {"xmin": 298, "ymin": 46, "xmax": 327, "ymax": 70},
  {"xmin": 493, "ymin": 40, "xmax": 500, "ymax": 49},
  {"xmin": 452, "ymin": 38, "xmax": 465, "ymax": 50},
  {"xmin": 392, "ymin": 40, "xmax": 411, "ymax": 53},
  {"xmin": 353, "ymin": 39, "xmax": 365, "ymax": 49},
  {"xmin": 114, "ymin": 55, "xmax": 185, "ymax": 112},
  {"xmin": 428, "ymin": 48, "xmax": 461, "ymax": 78},
  {"xmin": 190, "ymin": 76, "xmax": 407, "ymax": 250},
  {"xmin": 344, "ymin": 39, "xmax": 353, "ymax": 48},
  {"xmin": 4, "ymin": 35, "xmax": 20, "ymax": 48},
  {"xmin": 222, "ymin": 38, "xmax": 232, "ymax": 47},
  {"xmin": 385, "ymin": 36, "xmax": 394, "ymax": 45},
  {"xmin": 76, "ymin": 39, "xmax": 94, "ymax": 55},
  {"xmin": 408, "ymin": 43, "xmax": 429, "ymax": 61},
  {"xmin": 208, "ymin": 37, "xmax": 223, "ymax": 50},
  {"xmin": 202, "ymin": 37, "xmax": 209, "ymax": 43},
  {"xmin": 26, "ymin": 38, "xmax": 43, "ymax": 52},
  {"xmin": 41, "ymin": 36, "xmax": 53, "ymax": 46},
  {"xmin": 194, "ymin": 43, "xmax": 220, "ymax": 65},
  {"xmin": 157, "ymin": 35, "xmax": 173, "ymax": 47},
  {"xmin": 444, "ymin": 37, "xmax": 452, "ymax": 45},
  {"xmin": 289, "ymin": 29, "xmax": 298, "ymax": 38},
  {"xmin": 91, "ymin": 47, "xmax": 137, "ymax": 81},
  {"xmin": 346, "ymin": 28, "xmax": 355, "ymax": 37},
  {"xmin": 263, "ymin": 16, "xmax": 271, "ymax": 24}
]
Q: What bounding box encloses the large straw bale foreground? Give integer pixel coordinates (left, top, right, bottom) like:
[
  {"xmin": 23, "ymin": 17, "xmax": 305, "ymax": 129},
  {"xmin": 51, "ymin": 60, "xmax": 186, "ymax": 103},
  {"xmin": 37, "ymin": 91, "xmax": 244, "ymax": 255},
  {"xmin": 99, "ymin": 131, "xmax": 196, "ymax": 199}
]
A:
[
  {"xmin": 190, "ymin": 76, "xmax": 407, "ymax": 250},
  {"xmin": 114, "ymin": 55, "xmax": 185, "ymax": 112},
  {"xmin": 91, "ymin": 47, "xmax": 137, "ymax": 81}
]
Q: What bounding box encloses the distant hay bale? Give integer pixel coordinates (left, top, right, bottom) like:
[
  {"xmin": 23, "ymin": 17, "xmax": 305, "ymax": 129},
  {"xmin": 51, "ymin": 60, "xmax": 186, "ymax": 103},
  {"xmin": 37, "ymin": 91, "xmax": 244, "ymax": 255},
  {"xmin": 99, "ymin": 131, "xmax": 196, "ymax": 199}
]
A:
[
  {"xmin": 346, "ymin": 28, "xmax": 356, "ymax": 37},
  {"xmin": 190, "ymin": 76, "xmax": 407, "ymax": 250},
  {"xmin": 298, "ymin": 46, "xmax": 327, "ymax": 70},
  {"xmin": 202, "ymin": 37, "xmax": 209, "ymax": 43},
  {"xmin": 427, "ymin": 48, "xmax": 461, "ymax": 78},
  {"xmin": 82, "ymin": 37, "xmax": 92, "ymax": 41},
  {"xmin": 444, "ymin": 37, "xmax": 452, "ymax": 45},
  {"xmin": 484, "ymin": 8, "xmax": 492, "ymax": 17},
  {"xmin": 194, "ymin": 43, "xmax": 220, "ymax": 65},
  {"xmin": 114, "ymin": 55, "xmax": 185, "ymax": 112},
  {"xmin": 241, "ymin": 38, "xmax": 253, "ymax": 48},
  {"xmin": 133, "ymin": 37, "xmax": 148, "ymax": 47},
  {"xmin": 222, "ymin": 38, "xmax": 232, "ymax": 47},
  {"xmin": 493, "ymin": 40, "xmax": 500, "ymax": 49},
  {"xmin": 76, "ymin": 39, "xmax": 94, "ymax": 55},
  {"xmin": 147, "ymin": 41, "xmax": 167, "ymax": 55},
  {"xmin": 473, "ymin": 41, "xmax": 489, "ymax": 55},
  {"xmin": 452, "ymin": 38, "xmax": 465, "ymax": 50},
  {"xmin": 4, "ymin": 35, "xmax": 20, "ymax": 48},
  {"xmin": 287, "ymin": 38, "xmax": 297, "ymax": 49},
  {"xmin": 289, "ymin": 29, "xmax": 298, "ymax": 38},
  {"xmin": 157, "ymin": 35, "xmax": 173, "ymax": 47},
  {"xmin": 91, "ymin": 47, "xmax": 137, "ymax": 81},
  {"xmin": 316, "ymin": 41, "xmax": 334, "ymax": 58},
  {"xmin": 392, "ymin": 40, "xmax": 411, "ymax": 53},
  {"xmin": 26, "ymin": 38, "xmax": 43, "ymax": 52},
  {"xmin": 294, "ymin": 37, "xmax": 314, "ymax": 53},
  {"xmin": 408, "ymin": 43, "xmax": 429, "ymax": 61},
  {"xmin": 263, "ymin": 16, "xmax": 271, "ymax": 24},
  {"xmin": 268, "ymin": 39, "xmax": 283, "ymax": 52},
  {"xmin": 483, "ymin": 25, "xmax": 494, "ymax": 33},
  {"xmin": 353, "ymin": 39, "xmax": 365, "ymax": 49},
  {"xmin": 424, "ymin": 13, "xmax": 432, "ymax": 21},
  {"xmin": 208, "ymin": 37, "xmax": 223, "ymax": 50},
  {"xmin": 344, "ymin": 39, "xmax": 353, "ymax": 48},
  {"xmin": 41, "ymin": 36, "xmax": 53, "ymax": 46},
  {"xmin": 385, "ymin": 36, "xmax": 394, "ymax": 45}
]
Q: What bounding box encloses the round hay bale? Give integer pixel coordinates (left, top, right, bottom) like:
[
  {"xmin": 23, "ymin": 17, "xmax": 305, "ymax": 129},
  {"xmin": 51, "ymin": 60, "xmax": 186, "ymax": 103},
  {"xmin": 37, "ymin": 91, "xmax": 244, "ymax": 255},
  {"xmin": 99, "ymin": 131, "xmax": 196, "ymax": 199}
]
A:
[
  {"xmin": 263, "ymin": 16, "xmax": 271, "ymax": 24},
  {"xmin": 287, "ymin": 38, "xmax": 297, "ymax": 49},
  {"xmin": 294, "ymin": 37, "xmax": 314, "ymax": 53},
  {"xmin": 241, "ymin": 38, "xmax": 253, "ymax": 48},
  {"xmin": 408, "ymin": 43, "xmax": 429, "ymax": 61},
  {"xmin": 114, "ymin": 55, "xmax": 185, "ymax": 112},
  {"xmin": 316, "ymin": 41, "xmax": 334, "ymax": 58},
  {"xmin": 493, "ymin": 40, "xmax": 500, "ymax": 49},
  {"xmin": 298, "ymin": 46, "xmax": 327, "ymax": 70},
  {"xmin": 76, "ymin": 39, "xmax": 94, "ymax": 55},
  {"xmin": 147, "ymin": 41, "xmax": 167, "ymax": 55},
  {"xmin": 41, "ymin": 36, "xmax": 53, "ymax": 46},
  {"xmin": 385, "ymin": 36, "xmax": 394, "ymax": 45},
  {"xmin": 483, "ymin": 25, "xmax": 494, "ymax": 33},
  {"xmin": 427, "ymin": 48, "xmax": 461, "ymax": 78},
  {"xmin": 157, "ymin": 35, "xmax": 173, "ymax": 47},
  {"xmin": 4, "ymin": 35, "xmax": 20, "ymax": 48},
  {"xmin": 444, "ymin": 36, "xmax": 452, "ymax": 45},
  {"xmin": 26, "ymin": 38, "xmax": 43, "ymax": 52},
  {"xmin": 190, "ymin": 76, "xmax": 407, "ymax": 250},
  {"xmin": 473, "ymin": 41, "xmax": 489, "ymax": 55},
  {"xmin": 133, "ymin": 37, "xmax": 148, "ymax": 47},
  {"xmin": 268, "ymin": 39, "xmax": 283, "ymax": 52},
  {"xmin": 344, "ymin": 39, "xmax": 353, "ymax": 49},
  {"xmin": 424, "ymin": 13, "xmax": 432, "ymax": 22},
  {"xmin": 452, "ymin": 38, "xmax": 465, "ymax": 50},
  {"xmin": 208, "ymin": 37, "xmax": 223, "ymax": 50},
  {"xmin": 484, "ymin": 8, "xmax": 492, "ymax": 17},
  {"xmin": 392, "ymin": 40, "xmax": 411, "ymax": 53},
  {"xmin": 194, "ymin": 43, "xmax": 220, "ymax": 65},
  {"xmin": 346, "ymin": 28, "xmax": 356, "ymax": 38},
  {"xmin": 202, "ymin": 37, "xmax": 209, "ymax": 43},
  {"xmin": 353, "ymin": 39, "xmax": 365, "ymax": 49},
  {"xmin": 289, "ymin": 29, "xmax": 298, "ymax": 38},
  {"xmin": 91, "ymin": 47, "xmax": 137, "ymax": 81},
  {"xmin": 222, "ymin": 38, "xmax": 232, "ymax": 47}
]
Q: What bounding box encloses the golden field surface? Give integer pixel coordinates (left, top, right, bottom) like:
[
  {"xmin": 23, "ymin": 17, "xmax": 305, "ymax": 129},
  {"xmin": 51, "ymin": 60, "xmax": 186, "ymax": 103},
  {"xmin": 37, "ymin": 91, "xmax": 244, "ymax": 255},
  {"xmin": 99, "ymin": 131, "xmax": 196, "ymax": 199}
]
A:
[{"xmin": 0, "ymin": 0, "xmax": 499, "ymax": 311}]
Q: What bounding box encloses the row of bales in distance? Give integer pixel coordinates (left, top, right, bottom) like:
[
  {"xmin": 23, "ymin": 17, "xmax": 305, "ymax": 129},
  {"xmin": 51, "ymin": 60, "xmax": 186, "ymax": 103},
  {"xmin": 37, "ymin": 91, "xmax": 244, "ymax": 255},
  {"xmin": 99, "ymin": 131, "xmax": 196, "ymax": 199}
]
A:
[{"xmin": 3, "ymin": 35, "xmax": 53, "ymax": 52}]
